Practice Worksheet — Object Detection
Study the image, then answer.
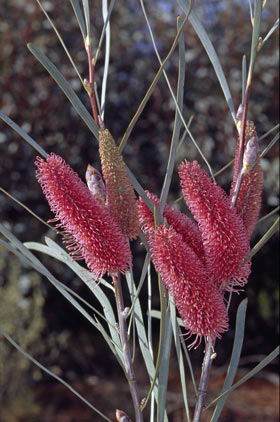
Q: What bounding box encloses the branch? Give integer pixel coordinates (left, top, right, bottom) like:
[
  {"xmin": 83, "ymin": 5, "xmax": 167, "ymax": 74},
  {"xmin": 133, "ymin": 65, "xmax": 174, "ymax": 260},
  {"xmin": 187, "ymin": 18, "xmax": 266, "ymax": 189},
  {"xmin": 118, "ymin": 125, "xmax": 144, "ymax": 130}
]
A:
[
  {"xmin": 192, "ymin": 338, "xmax": 216, "ymax": 422},
  {"xmin": 112, "ymin": 272, "xmax": 143, "ymax": 422}
]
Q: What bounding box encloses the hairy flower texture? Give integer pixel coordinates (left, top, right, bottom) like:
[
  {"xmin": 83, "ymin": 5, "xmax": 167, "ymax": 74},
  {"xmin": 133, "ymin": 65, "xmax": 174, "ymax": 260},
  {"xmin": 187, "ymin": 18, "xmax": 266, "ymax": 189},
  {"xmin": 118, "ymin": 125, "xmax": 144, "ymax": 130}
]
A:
[
  {"xmin": 35, "ymin": 153, "xmax": 132, "ymax": 278},
  {"xmin": 149, "ymin": 225, "xmax": 229, "ymax": 347},
  {"xmin": 230, "ymin": 121, "xmax": 263, "ymax": 238},
  {"xmin": 137, "ymin": 191, "xmax": 205, "ymax": 262},
  {"xmin": 179, "ymin": 160, "xmax": 251, "ymax": 289},
  {"xmin": 99, "ymin": 128, "xmax": 139, "ymax": 240}
]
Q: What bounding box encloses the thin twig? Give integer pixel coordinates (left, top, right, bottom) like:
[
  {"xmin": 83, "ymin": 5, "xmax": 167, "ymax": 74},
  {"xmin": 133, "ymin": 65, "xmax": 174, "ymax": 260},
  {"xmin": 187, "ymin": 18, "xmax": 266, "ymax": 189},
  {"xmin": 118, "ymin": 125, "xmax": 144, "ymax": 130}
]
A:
[
  {"xmin": 85, "ymin": 36, "xmax": 100, "ymax": 127},
  {"xmin": 112, "ymin": 272, "xmax": 143, "ymax": 422},
  {"xmin": 192, "ymin": 339, "xmax": 215, "ymax": 422}
]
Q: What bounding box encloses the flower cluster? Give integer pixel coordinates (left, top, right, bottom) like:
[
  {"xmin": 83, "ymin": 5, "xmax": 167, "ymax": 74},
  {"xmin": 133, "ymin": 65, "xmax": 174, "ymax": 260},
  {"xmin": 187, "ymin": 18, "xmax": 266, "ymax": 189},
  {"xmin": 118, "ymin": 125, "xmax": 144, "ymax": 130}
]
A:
[
  {"xmin": 35, "ymin": 153, "xmax": 132, "ymax": 278},
  {"xmin": 138, "ymin": 152, "xmax": 261, "ymax": 347},
  {"xmin": 99, "ymin": 128, "xmax": 139, "ymax": 240}
]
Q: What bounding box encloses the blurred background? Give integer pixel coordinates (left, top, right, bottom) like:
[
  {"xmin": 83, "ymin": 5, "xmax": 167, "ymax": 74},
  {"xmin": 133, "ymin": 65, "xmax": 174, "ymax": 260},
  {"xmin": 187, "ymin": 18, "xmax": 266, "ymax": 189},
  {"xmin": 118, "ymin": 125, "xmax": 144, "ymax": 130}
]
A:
[{"xmin": 0, "ymin": 0, "xmax": 279, "ymax": 421}]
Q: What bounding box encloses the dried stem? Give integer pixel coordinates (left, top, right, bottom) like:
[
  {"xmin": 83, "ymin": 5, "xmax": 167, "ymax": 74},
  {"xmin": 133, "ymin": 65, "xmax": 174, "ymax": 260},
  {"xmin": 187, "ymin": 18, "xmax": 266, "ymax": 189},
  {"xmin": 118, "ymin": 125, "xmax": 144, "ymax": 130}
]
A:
[
  {"xmin": 112, "ymin": 272, "xmax": 143, "ymax": 422},
  {"xmin": 192, "ymin": 338, "xmax": 215, "ymax": 422}
]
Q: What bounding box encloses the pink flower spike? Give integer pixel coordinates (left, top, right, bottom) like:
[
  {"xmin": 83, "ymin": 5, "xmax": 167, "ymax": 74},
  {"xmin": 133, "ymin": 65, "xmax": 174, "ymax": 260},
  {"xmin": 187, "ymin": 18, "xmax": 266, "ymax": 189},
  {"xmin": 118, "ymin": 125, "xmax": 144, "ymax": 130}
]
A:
[
  {"xmin": 35, "ymin": 153, "xmax": 132, "ymax": 278},
  {"xmin": 179, "ymin": 160, "xmax": 251, "ymax": 289},
  {"xmin": 149, "ymin": 225, "xmax": 229, "ymax": 347},
  {"xmin": 137, "ymin": 191, "xmax": 205, "ymax": 262}
]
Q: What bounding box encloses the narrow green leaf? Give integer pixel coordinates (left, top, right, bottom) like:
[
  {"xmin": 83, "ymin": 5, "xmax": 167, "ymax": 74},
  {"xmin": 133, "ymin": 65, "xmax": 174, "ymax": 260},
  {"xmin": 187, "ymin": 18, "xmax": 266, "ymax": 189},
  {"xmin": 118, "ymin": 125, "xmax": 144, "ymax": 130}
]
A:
[
  {"xmin": 36, "ymin": 0, "xmax": 84, "ymax": 85},
  {"xmin": 147, "ymin": 263, "xmax": 156, "ymax": 421},
  {"xmin": 125, "ymin": 272, "xmax": 169, "ymax": 420},
  {"xmin": 27, "ymin": 44, "xmax": 99, "ymax": 140},
  {"xmin": 247, "ymin": 0, "xmax": 263, "ymax": 84},
  {"xmin": 178, "ymin": 324, "xmax": 197, "ymax": 395},
  {"xmin": 119, "ymin": 6, "xmax": 192, "ymax": 152},
  {"xmin": 0, "ymin": 227, "xmax": 124, "ymax": 367},
  {"xmin": 211, "ymin": 299, "xmax": 247, "ymax": 422},
  {"xmin": 100, "ymin": 0, "xmax": 112, "ymax": 118},
  {"xmin": 178, "ymin": 0, "xmax": 235, "ymax": 122},
  {"xmin": 125, "ymin": 165, "xmax": 155, "ymax": 212},
  {"xmin": 262, "ymin": 18, "xmax": 279, "ymax": 46},
  {"xmin": 257, "ymin": 206, "xmax": 280, "ymax": 225},
  {"xmin": 0, "ymin": 187, "xmax": 52, "ymax": 230},
  {"xmin": 69, "ymin": 0, "xmax": 87, "ymax": 41},
  {"xmin": 95, "ymin": 0, "xmax": 116, "ymax": 62},
  {"xmin": 81, "ymin": 0, "xmax": 90, "ymax": 37},
  {"xmin": 128, "ymin": 252, "xmax": 151, "ymax": 317},
  {"xmin": 157, "ymin": 288, "xmax": 172, "ymax": 422},
  {"xmin": 207, "ymin": 346, "xmax": 280, "ymax": 409},
  {"xmin": 259, "ymin": 132, "xmax": 279, "ymax": 159},
  {"xmin": 241, "ymin": 55, "xmax": 247, "ymax": 105},
  {"xmin": 259, "ymin": 123, "xmax": 279, "ymax": 141},
  {"xmin": 246, "ymin": 216, "xmax": 279, "ymax": 261},
  {"xmin": 25, "ymin": 238, "xmax": 123, "ymax": 364},
  {"xmin": 159, "ymin": 15, "xmax": 186, "ymax": 215},
  {"xmin": 0, "ymin": 110, "xmax": 47, "ymax": 157},
  {"xmin": 0, "ymin": 328, "xmax": 112, "ymax": 422},
  {"xmin": 170, "ymin": 301, "xmax": 191, "ymax": 421}
]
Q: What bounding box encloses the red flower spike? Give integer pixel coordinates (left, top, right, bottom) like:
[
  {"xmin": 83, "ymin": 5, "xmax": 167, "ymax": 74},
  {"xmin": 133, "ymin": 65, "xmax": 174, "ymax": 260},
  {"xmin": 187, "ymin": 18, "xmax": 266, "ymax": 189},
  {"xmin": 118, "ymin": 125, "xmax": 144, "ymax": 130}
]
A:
[
  {"xmin": 230, "ymin": 121, "xmax": 263, "ymax": 238},
  {"xmin": 137, "ymin": 191, "xmax": 205, "ymax": 262},
  {"xmin": 35, "ymin": 153, "xmax": 132, "ymax": 278},
  {"xmin": 179, "ymin": 160, "xmax": 251, "ymax": 289},
  {"xmin": 149, "ymin": 225, "xmax": 229, "ymax": 347},
  {"xmin": 99, "ymin": 128, "xmax": 139, "ymax": 240}
]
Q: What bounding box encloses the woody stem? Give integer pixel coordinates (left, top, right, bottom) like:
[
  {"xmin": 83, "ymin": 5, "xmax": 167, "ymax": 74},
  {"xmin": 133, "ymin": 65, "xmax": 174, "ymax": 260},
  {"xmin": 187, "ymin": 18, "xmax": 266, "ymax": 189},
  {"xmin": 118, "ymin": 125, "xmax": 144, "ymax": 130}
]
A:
[
  {"xmin": 86, "ymin": 43, "xmax": 99, "ymax": 127},
  {"xmin": 192, "ymin": 338, "xmax": 215, "ymax": 422},
  {"xmin": 112, "ymin": 272, "xmax": 143, "ymax": 422}
]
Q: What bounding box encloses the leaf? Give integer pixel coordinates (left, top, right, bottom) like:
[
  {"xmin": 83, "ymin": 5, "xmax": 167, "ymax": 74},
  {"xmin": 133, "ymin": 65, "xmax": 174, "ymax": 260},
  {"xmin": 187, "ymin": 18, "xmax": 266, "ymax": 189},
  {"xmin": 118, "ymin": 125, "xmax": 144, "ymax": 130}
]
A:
[
  {"xmin": 0, "ymin": 327, "xmax": 113, "ymax": 422},
  {"xmin": 262, "ymin": 18, "xmax": 279, "ymax": 46},
  {"xmin": 125, "ymin": 272, "xmax": 168, "ymax": 421},
  {"xmin": 0, "ymin": 226, "xmax": 124, "ymax": 368},
  {"xmin": 25, "ymin": 237, "xmax": 123, "ymax": 364},
  {"xmin": 247, "ymin": 216, "xmax": 279, "ymax": 261},
  {"xmin": 119, "ymin": 6, "xmax": 192, "ymax": 152},
  {"xmin": 207, "ymin": 346, "xmax": 280, "ymax": 409},
  {"xmin": 157, "ymin": 286, "xmax": 172, "ymax": 422},
  {"xmin": 159, "ymin": 15, "xmax": 186, "ymax": 215},
  {"xmin": 242, "ymin": 55, "xmax": 247, "ymax": 105},
  {"xmin": 247, "ymin": 0, "xmax": 263, "ymax": 84},
  {"xmin": 27, "ymin": 44, "xmax": 99, "ymax": 140},
  {"xmin": 100, "ymin": 0, "xmax": 113, "ymax": 118},
  {"xmin": 81, "ymin": 0, "xmax": 90, "ymax": 37},
  {"xmin": 170, "ymin": 300, "xmax": 191, "ymax": 421},
  {"xmin": 36, "ymin": 0, "xmax": 84, "ymax": 84},
  {"xmin": 178, "ymin": 0, "xmax": 235, "ymax": 122},
  {"xmin": 69, "ymin": 0, "xmax": 87, "ymax": 41},
  {"xmin": 0, "ymin": 187, "xmax": 51, "ymax": 229},
  {"xmin": 210, "ymin": 299, "xmax": 247, "ymax": 422},
  {"xmin": 0, "ymin": 110, "xmax": 47, "ymax": 157}
]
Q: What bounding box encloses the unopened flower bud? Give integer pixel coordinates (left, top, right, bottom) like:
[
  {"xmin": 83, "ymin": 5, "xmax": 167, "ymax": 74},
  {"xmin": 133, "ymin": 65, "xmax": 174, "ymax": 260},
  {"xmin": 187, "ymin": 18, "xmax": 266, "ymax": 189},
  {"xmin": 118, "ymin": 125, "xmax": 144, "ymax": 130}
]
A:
[
  {"xmin": 242, "ymin": 136, "xmax": 259, "ymax": 174},
  {"xmin": 86, "ymin": 164, "xmax": 106, "ymax": 205}
]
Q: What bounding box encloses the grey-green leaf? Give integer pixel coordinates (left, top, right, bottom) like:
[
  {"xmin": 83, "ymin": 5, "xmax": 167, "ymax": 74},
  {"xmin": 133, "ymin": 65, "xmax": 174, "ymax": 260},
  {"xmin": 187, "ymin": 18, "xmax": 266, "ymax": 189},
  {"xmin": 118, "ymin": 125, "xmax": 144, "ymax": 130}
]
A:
[
  {"xmin": 211, "ymin": 299, "xmax": 248, "ymax": 422},
  {"xmin": 27, "ymin": 44, "xmax": 99, "ymax": 140}
]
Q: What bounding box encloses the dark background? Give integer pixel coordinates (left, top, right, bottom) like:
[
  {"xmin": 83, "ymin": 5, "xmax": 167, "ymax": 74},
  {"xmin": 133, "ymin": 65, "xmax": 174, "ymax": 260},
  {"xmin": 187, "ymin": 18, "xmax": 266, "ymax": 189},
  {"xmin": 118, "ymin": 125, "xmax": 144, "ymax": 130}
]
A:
[{"xmin": 0, "ymin": 1, "xmax": 279, "ymax": 421}]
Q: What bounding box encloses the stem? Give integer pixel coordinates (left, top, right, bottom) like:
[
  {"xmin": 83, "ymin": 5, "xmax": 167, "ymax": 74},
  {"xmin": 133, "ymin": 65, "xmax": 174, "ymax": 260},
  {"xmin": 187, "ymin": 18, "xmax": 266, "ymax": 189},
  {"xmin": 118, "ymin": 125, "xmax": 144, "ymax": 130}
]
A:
[
  {"xmin": 85, "ymin": 37, "xmax": 99, "ymax": 126},
  {"xmin": 112, "ymin": 272, "xmax": 143, "ymax": 422},
  {"xmin": 192, "ymin": 338, "xmax": 215, "ymax": 422}
]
